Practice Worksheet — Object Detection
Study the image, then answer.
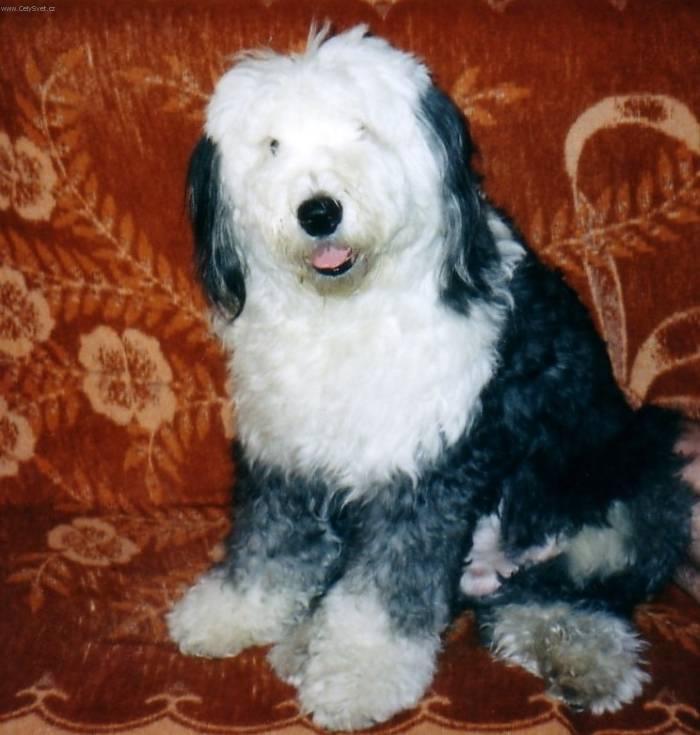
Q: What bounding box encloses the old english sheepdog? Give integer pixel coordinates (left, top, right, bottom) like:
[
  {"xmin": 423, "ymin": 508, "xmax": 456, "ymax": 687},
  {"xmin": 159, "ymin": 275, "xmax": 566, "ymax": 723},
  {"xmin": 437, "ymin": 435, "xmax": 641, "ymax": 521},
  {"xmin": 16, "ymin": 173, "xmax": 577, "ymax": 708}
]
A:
[{"xmin": 167, "ymin": 25, "xmax": 694, "ymax": 730}]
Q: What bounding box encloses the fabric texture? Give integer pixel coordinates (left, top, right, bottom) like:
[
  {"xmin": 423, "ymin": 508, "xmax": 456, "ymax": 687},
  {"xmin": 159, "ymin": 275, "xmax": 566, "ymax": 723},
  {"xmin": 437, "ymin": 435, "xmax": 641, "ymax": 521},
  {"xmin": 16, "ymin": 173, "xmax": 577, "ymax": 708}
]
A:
[{"xmin": 1, "ymin": 0, "xmax": 699, "ymax": 733}]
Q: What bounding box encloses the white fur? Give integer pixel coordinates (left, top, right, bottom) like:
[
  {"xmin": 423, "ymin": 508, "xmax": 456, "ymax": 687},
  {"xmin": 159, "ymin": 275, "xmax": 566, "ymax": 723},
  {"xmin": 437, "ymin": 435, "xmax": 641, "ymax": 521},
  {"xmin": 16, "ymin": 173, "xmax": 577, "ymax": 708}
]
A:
[
  {"xmin": 207, "ymin": 25, "xmax": 439, "ymax": 299},
  {"xmin": 294, "ymin": 585, "xmax": 440, "ymax": 730},
  {"xmin": 205, "ymin": 26, "xmax": 524, "ymax": 493},
  {"xmin": 223, "ymin": 270, "xmax": 508, "ymax": 493},
  {"xmin": 215, "ymin": 221, "xmax": 523, "ymax": 492},
  {"xmin": 166, "ymin": 569, "xmax": 297, "ymax": 657},
  {"xmin": 566, "ymin": 501, "xmax": 635, "ymax": 584}
]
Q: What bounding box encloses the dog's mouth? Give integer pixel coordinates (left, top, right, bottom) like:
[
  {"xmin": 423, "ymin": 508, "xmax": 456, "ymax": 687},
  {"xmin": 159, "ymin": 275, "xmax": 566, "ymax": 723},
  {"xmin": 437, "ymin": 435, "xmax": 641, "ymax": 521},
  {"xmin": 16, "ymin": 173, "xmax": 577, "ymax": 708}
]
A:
[{"xmin": 309, "ymin": 243, "xmax": 357, "ymax": 277}]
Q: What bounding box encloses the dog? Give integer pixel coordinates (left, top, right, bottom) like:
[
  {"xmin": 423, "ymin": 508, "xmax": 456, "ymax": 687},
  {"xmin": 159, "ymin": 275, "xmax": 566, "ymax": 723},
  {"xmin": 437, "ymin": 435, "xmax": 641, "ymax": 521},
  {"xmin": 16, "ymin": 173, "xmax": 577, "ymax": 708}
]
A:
[{"xmin": 167, "ymin": 25, "xmax": 694, "ymax": 731}]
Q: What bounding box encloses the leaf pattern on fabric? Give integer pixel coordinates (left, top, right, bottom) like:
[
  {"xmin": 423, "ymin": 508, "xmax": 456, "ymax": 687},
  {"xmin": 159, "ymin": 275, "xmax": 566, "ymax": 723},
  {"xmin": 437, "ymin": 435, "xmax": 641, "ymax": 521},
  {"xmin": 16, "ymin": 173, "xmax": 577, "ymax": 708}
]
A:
[
  {"xmin": 1, "ymin": 46, "xmax": 231, "ymax": 505},
  {"xmin": 528, "ymin": 97, "xmax": 700, "ymax": 415}
]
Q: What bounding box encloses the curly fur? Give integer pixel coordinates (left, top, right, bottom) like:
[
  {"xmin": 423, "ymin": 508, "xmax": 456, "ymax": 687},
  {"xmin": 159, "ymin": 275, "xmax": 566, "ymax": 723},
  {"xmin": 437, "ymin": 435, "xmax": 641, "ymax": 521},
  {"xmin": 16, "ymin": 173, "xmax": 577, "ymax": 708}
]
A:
[{"xmin": 167, "ymin": 25, "xmax": 694, "ymax": 730}]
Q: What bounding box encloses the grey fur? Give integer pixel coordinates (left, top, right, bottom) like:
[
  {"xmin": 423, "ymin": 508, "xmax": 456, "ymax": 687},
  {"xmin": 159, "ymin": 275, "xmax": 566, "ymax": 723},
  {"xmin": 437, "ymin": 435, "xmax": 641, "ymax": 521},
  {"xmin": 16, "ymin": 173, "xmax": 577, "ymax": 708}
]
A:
[{"xmin": 484, "ymin": 602, "xmax": 650, "ymax": 713}]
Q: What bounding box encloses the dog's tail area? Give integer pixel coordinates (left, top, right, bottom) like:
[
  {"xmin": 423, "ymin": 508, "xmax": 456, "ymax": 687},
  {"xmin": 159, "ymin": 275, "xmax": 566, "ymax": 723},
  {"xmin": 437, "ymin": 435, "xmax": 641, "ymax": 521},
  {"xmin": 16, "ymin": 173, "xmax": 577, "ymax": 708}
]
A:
[
  {"xmin": 482, "ymin": 406, "xmax": 694, "ymax": 615},
  {"xmin": 676, "ymin": 421, "xmax": 700, "ymax": 493},
  {"xmin": 674, "ymin": 421, "xmax": 700, "ymax": 597}
]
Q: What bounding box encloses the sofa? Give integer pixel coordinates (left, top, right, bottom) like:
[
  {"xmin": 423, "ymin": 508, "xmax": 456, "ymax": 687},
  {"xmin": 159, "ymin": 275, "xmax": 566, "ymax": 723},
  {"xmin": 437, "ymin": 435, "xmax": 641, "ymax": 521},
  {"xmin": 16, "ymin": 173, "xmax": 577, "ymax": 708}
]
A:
[{"xmin": 1, "ymin": 1, "xmax": 699, "ymax": 733}]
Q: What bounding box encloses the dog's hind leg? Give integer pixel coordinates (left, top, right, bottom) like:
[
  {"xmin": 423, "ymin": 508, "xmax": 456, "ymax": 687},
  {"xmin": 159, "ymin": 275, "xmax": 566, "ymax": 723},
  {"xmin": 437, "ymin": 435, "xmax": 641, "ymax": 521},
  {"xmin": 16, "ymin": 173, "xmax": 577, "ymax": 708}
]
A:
[
  {"xmin": 470, "ymin": 485, "xmax": 688, "ymax": 712},
  {"xmin": 471, "ymin": 407, "xmax": 694, "ymax": 713},
  {"xmin": 481, "ymin": 602, "xmax": 649, "ymax": 713}
]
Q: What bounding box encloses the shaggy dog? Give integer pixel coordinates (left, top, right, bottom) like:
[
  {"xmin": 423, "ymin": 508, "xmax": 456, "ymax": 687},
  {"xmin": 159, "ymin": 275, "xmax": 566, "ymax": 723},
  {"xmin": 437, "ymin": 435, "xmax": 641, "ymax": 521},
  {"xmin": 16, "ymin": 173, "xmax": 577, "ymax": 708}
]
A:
[{"xmin": 167, "ymin": 25, "xmax": 693, "ymax": 731}]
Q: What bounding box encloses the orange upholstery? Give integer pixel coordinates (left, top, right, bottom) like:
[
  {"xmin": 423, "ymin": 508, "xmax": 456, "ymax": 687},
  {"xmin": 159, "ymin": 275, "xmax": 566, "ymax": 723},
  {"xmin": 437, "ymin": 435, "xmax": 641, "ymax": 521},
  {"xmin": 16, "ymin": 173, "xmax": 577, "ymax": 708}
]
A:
[{"xmin": 1, "ymin": 1, "xmax": 699, "ymax": 732}]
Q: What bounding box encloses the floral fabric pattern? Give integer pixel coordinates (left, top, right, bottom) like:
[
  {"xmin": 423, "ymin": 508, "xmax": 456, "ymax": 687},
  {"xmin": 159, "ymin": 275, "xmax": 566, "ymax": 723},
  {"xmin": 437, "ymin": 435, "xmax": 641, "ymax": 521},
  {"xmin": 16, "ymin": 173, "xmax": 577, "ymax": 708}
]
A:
[
  {"xmin": 0, "ymin": 266, "xmax": 54, "ymax": 358},
  {"xmin": 0, "ymin": 1, "xmax": 698, "ymax": 734},
  {"xmin": 47, "ymin": 517, "xmax": 140, "ymax": 567},
  {"xmin": 0, "ymin": 397, "xmax": 36, "ymax": 478},
  {"xmin": 79, "ymin": 326, "xmax": 176, "ymax": 431},
  {"xmin": 0, "ymin": 132, "xmax": 57, "ymax": 221}
]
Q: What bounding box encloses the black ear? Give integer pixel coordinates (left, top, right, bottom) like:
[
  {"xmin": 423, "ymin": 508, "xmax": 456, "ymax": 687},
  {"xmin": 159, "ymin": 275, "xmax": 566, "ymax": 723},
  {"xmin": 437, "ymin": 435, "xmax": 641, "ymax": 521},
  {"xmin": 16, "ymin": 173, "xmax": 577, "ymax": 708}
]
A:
[
  {"xmin": 419, "ymin": 85, "xmax": 499, "ymax": 313},
  {"xmin": 187, "ymin": 136, "xmax": 246, "ymax": 318}
]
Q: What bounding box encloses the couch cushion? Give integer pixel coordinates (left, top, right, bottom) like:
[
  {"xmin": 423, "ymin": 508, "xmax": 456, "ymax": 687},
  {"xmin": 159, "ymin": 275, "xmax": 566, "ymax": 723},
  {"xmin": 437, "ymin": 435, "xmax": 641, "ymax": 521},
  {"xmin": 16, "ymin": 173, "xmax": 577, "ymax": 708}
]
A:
[{"xmin": 1, "ymin": 505, "xmax": 699, "ymax": 734}]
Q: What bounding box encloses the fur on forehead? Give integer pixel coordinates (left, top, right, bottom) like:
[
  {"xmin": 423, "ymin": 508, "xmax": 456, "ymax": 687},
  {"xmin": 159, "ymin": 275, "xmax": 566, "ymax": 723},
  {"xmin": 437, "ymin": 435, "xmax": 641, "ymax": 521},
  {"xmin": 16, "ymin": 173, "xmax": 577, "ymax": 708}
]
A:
[{"xmin": 205, "ymin": 25, "xmax": 433, "ymax": 145}]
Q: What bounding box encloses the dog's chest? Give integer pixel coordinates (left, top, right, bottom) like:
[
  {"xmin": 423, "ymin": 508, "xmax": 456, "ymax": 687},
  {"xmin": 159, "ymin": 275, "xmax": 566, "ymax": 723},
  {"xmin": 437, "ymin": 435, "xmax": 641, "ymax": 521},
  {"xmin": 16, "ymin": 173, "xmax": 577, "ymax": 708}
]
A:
[{"xmin": 226, "ymin": 292, "xmax": 502, "ymax": 492}]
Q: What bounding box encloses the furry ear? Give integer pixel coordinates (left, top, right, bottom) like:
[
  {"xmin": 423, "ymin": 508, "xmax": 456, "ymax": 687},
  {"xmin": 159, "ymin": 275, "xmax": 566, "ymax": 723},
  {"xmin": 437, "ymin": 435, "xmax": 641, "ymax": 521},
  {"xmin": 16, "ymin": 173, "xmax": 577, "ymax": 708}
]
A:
[
  {"xmin": 419, "ymin": 85, "xmax": 499, "ymax": 313},
  {"xmin": 187, "ymin": 136, "xmax": 246, "ymax": 318}
]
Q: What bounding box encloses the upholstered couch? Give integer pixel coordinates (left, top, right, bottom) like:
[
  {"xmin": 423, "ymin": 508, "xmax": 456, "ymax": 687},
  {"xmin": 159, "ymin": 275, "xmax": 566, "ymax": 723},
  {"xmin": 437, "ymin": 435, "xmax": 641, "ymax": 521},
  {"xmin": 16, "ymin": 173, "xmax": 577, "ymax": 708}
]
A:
[{"xmin": 1, "ymin": 1, "xmax": 699, "ymax": 733}]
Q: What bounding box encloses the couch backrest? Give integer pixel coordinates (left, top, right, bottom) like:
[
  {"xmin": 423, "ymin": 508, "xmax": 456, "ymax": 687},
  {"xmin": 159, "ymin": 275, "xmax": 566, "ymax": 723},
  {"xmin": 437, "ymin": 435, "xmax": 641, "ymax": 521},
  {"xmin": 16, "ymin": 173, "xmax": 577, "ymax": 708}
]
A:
[{"xmin": 1, "ymin": 0, "xmax": 698, "ymax": 510}]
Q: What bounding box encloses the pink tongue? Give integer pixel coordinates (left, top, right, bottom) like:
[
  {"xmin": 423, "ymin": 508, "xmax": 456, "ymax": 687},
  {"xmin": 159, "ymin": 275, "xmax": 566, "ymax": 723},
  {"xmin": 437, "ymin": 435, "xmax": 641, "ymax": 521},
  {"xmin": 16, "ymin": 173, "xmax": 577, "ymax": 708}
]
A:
[{"xmin": 310, "ymin": 244, "xmax": 353, "ymax": 270}]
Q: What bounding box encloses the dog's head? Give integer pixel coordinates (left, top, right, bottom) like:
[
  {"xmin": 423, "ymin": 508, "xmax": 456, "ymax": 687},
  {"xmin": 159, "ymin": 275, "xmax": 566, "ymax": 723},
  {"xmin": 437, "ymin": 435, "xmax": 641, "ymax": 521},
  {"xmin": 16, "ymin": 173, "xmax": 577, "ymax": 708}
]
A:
[{"xmin": 188, "ymin": 25, "xmax": 498, "ymax": 318}]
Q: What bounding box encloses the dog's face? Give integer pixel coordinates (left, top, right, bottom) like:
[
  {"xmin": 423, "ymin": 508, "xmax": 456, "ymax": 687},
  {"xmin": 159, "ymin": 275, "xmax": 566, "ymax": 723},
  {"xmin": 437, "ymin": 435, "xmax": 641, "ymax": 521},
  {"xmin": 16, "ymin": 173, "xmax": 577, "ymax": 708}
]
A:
[{"xmin": 189, "ymin": 25, "xmax": 494, "ymax": 317}]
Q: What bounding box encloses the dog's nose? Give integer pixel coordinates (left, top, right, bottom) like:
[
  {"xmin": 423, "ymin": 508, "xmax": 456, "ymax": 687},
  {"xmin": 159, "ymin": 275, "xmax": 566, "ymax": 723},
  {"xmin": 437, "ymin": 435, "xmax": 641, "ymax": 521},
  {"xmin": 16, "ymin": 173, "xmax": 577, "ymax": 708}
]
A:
[{"xmin": 297, "ymin": 196, "xmax": 343, "ymax": 238}]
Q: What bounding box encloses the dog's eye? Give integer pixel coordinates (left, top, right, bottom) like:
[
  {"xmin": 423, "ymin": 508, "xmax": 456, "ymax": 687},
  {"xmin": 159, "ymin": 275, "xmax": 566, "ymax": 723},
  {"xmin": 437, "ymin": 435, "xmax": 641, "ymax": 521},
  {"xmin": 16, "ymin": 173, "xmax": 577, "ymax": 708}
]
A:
[
  {"xmin": 269, "ymin": 138, "xmax": 280, "ymax": 156},
  {"xmin": 355, "ymin": 123, "xmax": 373, "ymax": 141}
]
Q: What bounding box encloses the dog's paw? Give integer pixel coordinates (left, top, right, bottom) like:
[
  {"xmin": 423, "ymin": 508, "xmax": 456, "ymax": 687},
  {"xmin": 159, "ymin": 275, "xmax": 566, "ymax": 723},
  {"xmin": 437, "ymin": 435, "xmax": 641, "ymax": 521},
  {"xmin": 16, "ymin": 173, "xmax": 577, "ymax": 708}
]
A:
[
  {"xmin": 487, "ymin": 602, "xmax": 649, "ymax": 713},
  {"xmin": 267, "ymin": 620, "xmax": 313, "ymax": 686},
  {"xmin": 295, "ymin": 588, "xmax": 439, "ymax": 731},
  {"xmin": 460, "ymin": 560, "xmax": 514, "ymax": 597},
  {"xmin": 167, "ymin": 569, "xmax": 294, "ymax": 658},
  {"xmin": 460, "ymin": 514, "xmax": 562, "ymax": 598},
  {"xmin": 460, "ymin": 514, "xmax": 517, "ymax": 597},
  {"xmin": 166, "ymin": 569, "xmax": 254, "ymax": 657},
  {"xmin": 536, "ymin": 616, "xmax": 649, "ymax": 714}
]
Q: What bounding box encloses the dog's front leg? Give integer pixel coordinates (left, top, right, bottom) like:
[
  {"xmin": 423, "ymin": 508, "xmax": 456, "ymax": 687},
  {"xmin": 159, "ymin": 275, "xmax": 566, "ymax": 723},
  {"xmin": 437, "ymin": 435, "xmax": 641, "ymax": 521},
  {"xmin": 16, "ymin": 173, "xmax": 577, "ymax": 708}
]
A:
[
  {"xmin": 286, "ymin": 486, "xmax": 471, "ymax": 731},
  {"xmin": 167, "ymin": 461, "xmax": 343, "ymax": 659},
  {"xmin": 293, "ymin": 580, "xmax": 441, "ymax": 731}
]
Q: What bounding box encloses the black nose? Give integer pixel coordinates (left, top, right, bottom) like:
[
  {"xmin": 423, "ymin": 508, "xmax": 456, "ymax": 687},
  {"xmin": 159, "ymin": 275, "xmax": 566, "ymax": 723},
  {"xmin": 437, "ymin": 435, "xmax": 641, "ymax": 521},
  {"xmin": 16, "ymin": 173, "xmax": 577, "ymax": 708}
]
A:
[{"xmin": 297, "ymin": 196, "xmax": 343, "ymax": 238}]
